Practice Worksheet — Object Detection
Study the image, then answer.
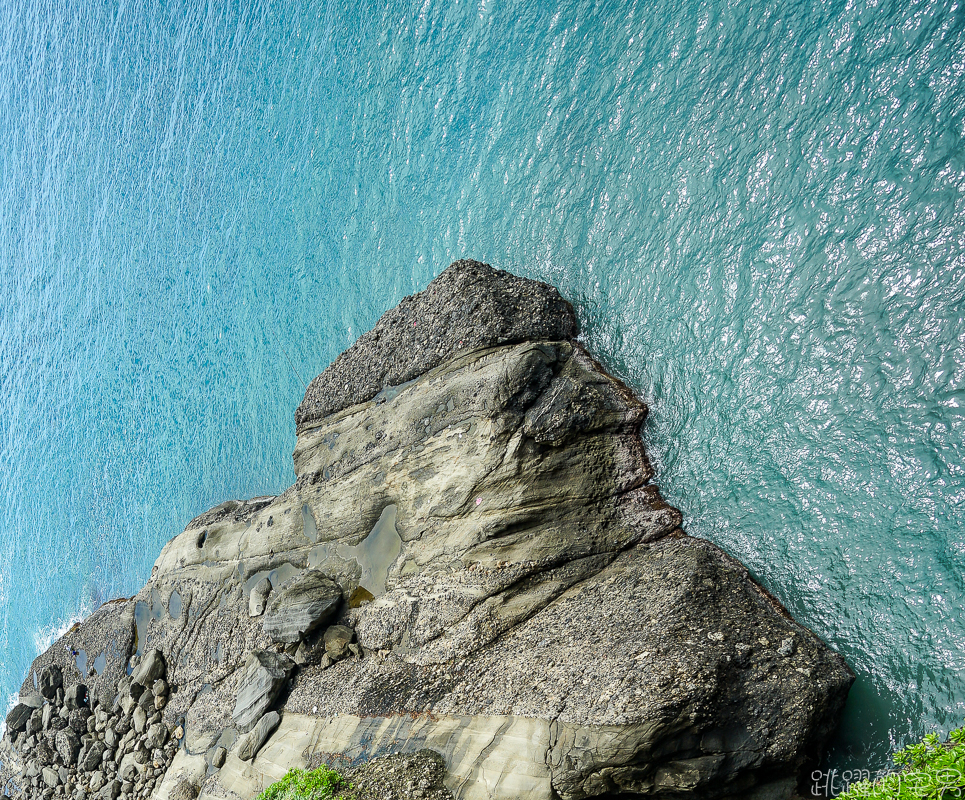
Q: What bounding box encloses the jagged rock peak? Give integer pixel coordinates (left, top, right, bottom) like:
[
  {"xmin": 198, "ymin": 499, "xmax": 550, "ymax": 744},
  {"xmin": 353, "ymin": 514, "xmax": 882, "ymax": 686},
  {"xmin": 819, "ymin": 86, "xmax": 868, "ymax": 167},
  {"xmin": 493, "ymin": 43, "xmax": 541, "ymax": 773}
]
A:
[{"xmin": 295, "ymin": 259, "xmax": 579, "ymax": 429}]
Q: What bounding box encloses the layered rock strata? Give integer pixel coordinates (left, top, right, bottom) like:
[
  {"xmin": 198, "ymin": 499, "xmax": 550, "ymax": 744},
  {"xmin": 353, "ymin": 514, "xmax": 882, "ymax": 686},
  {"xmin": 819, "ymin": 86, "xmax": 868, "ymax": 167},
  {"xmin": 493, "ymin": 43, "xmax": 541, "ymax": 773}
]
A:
[{"xmin": 2, "ymin": 260, "xmax": 853, "ymax": 800}]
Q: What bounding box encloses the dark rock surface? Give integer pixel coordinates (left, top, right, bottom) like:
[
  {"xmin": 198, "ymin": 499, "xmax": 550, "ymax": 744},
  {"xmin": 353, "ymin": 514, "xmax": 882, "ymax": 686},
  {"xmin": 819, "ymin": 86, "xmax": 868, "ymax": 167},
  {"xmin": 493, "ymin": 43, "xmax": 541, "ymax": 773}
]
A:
[
  {"xmin": 1, "ymin": 260, "xmax": 853, "ymax": 800},
  {"xmin": 295, "ymin": 259, "xmax": 579, "ymax": 429}
]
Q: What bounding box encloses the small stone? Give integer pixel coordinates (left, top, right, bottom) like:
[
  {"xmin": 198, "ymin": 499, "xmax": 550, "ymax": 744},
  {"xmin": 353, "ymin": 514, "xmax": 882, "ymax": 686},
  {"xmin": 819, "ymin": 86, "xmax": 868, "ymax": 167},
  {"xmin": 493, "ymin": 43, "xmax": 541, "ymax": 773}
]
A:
[
  {"xmin": 211, "ymin": 746, "xmax": 226, "ymax": 769},
  {"xmin": 89, "ymin": 773, "xmax": 105, "ymax": 793},
  {"xmin": 151, "ymin": 680, "xmax": 168, "ymax": 698},
  {"xmin": 43, "ymin": 767, "xmax": 61, "ymax": 788},
  {"xmin": 173, "ymin": 726, "xmax": 184, "ymax": 740},
  {"xmin": 154, "ymin": 695, "xmax": 167, "ymax": 712}
]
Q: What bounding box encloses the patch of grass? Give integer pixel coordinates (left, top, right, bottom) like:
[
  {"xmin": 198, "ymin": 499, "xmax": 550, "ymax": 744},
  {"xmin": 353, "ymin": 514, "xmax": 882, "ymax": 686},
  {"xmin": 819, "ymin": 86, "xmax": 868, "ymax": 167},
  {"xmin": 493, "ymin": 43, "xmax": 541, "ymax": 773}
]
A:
[
  {"xmin": 256, "ymin": 765, "xmax": 351, "ymax": 800},
  {"xmin": 839, "ymin": 725, "xmax": 965, "ymax": 799}
]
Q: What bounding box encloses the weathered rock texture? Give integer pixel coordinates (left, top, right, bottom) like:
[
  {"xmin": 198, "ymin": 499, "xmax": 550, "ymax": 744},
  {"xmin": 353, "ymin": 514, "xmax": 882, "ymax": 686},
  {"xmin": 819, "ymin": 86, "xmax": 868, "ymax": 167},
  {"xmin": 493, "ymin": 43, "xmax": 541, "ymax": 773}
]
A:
[{"xmin": 2, "ymin": 260, "xmax": 853, "ymax": 800}]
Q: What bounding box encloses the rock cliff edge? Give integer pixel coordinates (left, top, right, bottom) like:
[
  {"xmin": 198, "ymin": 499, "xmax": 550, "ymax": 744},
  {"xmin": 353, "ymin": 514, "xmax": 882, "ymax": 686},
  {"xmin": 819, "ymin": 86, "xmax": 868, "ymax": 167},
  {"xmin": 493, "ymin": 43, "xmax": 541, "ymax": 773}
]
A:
[{"xmin": 2, "ymin": 260, "xmax": 853, "ymax": 800}]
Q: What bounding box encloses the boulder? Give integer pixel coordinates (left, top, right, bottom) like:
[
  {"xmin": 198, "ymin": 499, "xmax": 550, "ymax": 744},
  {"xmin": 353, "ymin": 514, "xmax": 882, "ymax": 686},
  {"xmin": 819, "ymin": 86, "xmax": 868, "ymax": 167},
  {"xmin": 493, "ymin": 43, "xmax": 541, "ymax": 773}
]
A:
[
  {"xmin": 130, "ymin": 650, "xmax": 165, "ymax": 688},
  {"xmin": 68, "ymin": 708, "xmax": 91, "ymax": 735},
  {"xmin": 236, "ymin": 711, "xmax": 281, "ymax": 762},
  {"xmin": 132, "ymin": 706, "xmax": 147, "ymax": 734},
  {"xmin": 26, "ymin": 708, "xmax": 43, "ymax": 736},
  {"xmin": 64, "ymin": 684, "xmax": 89, "ymax": 711},
  {"xmin": 260, "ymin": 571, "xmax": 341, "ymax": 644},
  {"xmin": 211, "ymin": 746, "xmax": 227, "ymax": 769},
  {"xmin": 42, "ymin": 767, "xmax": 60, "ymax": 788},
  {"xmin": 145, "ymin": 723, "xmax": 167, "ymax": 750},
  {"xmin": 5, "ymin": 703, "xmax": 33, "ymax": 733},
  {"xmin": 230, "ymin": 651, "xmax": 295, "ymax": 732},
  {"xmin": 39, "ymin": 665, "xmax": 63, "ymax": 700},
  {"xmin": 323, "ymin": 625, "xmax": 354, "ymax": 660},
  {"xmin": 55, "ymin": 728, "xmax": 81, "ymax": 765}
]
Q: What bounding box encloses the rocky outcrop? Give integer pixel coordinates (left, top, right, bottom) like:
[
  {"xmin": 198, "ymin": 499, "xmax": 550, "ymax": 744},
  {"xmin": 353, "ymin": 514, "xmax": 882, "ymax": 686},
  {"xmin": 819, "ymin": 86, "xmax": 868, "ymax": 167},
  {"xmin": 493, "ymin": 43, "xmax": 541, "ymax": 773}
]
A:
[{"xmin": 1, "ymin": 260, "xmax": 853, "ymax": 800}]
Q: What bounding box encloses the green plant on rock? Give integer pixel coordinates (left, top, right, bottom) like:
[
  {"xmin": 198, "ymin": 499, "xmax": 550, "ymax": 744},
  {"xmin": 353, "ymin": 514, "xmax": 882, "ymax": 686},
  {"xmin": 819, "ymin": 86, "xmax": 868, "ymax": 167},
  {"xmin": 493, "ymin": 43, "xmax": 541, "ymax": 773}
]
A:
[
  {"xmin": 255, "ymin": 765, "xmax": 351, "ymax": 800},
  {"xmin": 839, "ymin": 725, "xmax": 965, "ymax": 799}
]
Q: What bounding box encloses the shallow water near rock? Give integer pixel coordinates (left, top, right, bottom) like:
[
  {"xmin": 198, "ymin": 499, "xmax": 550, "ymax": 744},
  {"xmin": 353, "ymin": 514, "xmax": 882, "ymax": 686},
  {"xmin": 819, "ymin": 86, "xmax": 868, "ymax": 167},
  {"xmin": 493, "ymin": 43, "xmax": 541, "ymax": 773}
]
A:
[{"xmin": 0, "ymin": 0, "xmax": 963, "ymax": 778}]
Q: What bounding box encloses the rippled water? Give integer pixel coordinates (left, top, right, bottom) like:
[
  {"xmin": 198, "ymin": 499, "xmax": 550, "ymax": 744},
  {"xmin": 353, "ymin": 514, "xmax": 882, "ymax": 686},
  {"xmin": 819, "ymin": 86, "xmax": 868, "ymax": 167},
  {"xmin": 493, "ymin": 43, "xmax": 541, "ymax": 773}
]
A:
[{"xmin": 1, "ymin": 0, "xmax": 963, "ymax": 778}]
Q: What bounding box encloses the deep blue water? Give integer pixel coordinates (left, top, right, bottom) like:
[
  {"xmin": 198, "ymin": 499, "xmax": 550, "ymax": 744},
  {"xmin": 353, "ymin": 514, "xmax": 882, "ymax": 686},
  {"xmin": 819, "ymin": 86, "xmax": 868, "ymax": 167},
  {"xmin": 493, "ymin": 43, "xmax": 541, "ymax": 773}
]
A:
[{"xmin": 1, "ymin": 0, "xmax": 963, "ymax": 785}]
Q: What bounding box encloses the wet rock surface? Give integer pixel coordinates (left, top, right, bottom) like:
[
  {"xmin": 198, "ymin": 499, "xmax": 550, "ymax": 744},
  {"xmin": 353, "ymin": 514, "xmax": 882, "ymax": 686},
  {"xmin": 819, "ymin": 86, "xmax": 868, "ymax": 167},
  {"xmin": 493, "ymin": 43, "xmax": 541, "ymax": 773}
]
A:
[{"xmin": 1, "ymin": 261, "xmax": 853, "ymax": 800}]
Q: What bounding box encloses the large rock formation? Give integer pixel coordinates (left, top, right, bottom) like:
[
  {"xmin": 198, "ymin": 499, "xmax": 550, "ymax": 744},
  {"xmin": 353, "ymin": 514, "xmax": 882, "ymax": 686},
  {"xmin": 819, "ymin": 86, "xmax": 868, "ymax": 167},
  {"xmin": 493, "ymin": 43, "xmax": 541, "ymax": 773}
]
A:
[{"xmin": 1, "ymin": 260, "xmax": 853, "ymax": 800}]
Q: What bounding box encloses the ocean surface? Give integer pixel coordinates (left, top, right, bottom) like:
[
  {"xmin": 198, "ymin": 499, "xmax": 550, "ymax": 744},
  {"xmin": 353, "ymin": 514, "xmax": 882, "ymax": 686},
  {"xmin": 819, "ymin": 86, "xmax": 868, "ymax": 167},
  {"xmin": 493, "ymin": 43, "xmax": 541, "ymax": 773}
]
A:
[{"xmin": 1, "ymin": 0, "xmax": 963, "ymax": 785}]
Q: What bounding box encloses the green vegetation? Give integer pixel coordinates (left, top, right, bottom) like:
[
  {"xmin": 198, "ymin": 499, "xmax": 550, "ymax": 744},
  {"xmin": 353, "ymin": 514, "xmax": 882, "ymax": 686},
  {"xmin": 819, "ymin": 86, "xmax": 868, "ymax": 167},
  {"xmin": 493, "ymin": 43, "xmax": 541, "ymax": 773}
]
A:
[
  {"xmin": 839, "ymin": 725, "xmax": 965, "ymax": 799},
  {"xmin": 255, "ymin": 765, "xmax": 351, "ymax": 800}
]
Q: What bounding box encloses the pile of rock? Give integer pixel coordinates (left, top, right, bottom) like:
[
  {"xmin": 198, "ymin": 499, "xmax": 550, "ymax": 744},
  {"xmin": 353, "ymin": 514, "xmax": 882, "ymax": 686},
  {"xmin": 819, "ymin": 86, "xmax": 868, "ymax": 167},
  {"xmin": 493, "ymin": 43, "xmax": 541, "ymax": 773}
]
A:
[
  {"xmin": 2, "ymin": 652, "xmax": 179, "ymax": 800},
  {"xmin": 250, "ymin": 568, "xmax": 362, "ymax": 668}
]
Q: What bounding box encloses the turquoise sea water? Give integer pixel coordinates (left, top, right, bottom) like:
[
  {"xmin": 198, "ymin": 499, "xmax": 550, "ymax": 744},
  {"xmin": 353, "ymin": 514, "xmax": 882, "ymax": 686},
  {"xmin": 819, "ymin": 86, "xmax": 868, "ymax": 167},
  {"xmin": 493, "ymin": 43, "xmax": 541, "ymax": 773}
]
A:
[{"xmin": 1, "ymin": 0, "xmax": 963, "ymax": 783}]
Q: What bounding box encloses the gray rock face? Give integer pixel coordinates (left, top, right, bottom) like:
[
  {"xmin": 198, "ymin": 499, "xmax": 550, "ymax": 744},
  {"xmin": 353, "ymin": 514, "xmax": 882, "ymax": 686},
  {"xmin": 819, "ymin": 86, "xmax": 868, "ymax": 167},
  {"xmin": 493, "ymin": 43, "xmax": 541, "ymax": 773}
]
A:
[
  {"xmin": 260, "ymin": 571, "xmax": 341, "ymax": 644},
  {"xmin": 230, "ymin": 651, "xmax": 294, "ymax": 733},
  {"xmin": 8, "ymin": 262, "xmax": 853, "ymax": 800},
  {"xmin": 295, "ymin": 260, "xmax": 579, "ymax": 428},
  {"xmin": 236, "ymin": 711, "xmax": 281, "ymax": 762}
]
